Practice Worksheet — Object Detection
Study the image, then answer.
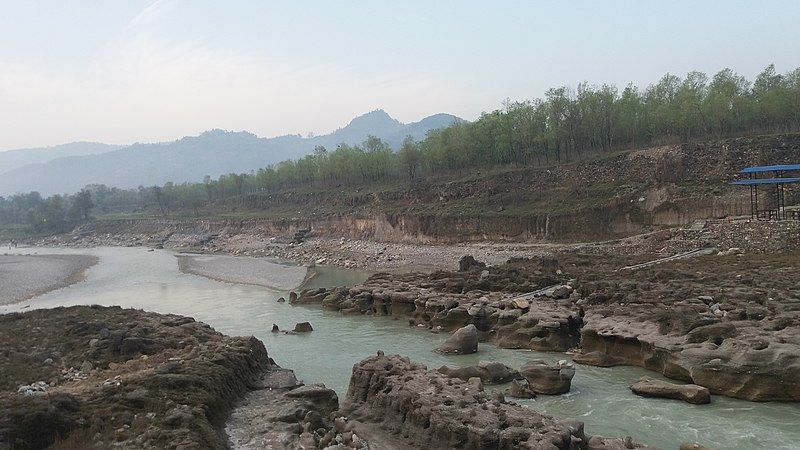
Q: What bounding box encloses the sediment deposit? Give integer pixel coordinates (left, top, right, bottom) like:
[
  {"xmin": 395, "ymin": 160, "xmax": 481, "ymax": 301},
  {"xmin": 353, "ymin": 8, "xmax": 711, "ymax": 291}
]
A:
[{"xmin": 0, "ymin": 254, "xmax": 98, "ymax": 305}]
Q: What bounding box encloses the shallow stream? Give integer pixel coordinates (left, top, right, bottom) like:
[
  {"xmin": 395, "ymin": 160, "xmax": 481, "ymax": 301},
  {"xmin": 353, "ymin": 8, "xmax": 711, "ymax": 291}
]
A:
[{"xmin": 3, "ymin": 247, "xmax": 798, "ymax": 449}]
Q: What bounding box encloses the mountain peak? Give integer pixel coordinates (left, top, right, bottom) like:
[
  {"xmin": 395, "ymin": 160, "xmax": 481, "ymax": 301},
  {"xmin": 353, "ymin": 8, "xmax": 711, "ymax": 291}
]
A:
[
  {"xmin": 0, "ymin": 109, "xmax": 464, "ymax": 195},
  {"xmin": 344, "ymin": 109, "xmax": 403, "ymax": 131}
]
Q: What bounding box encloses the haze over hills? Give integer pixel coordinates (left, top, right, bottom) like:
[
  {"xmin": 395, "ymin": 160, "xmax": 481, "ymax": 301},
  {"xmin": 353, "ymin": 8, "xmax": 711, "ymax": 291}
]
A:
[
  {"xmin": 0, "ymin": 110, "xmax": 462, "ymax": 196},
  {"xmin": 0, "ymin": 142, "xmax": 122, "ymax": 174}
]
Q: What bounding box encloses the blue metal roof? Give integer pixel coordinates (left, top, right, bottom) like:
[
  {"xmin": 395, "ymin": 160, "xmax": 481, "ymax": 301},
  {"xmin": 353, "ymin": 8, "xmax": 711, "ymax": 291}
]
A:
[
  {"xmin": 731, "ymin": 177, "xmax": 800, "ymax": 185},
  {"xmin": 740, "ymin": 164, "xmax": 800, "ymax": 174}
]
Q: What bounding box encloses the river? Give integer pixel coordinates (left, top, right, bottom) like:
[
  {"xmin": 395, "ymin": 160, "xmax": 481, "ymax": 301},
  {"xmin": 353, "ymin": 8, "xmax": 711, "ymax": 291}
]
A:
[{"xmin": 2, "ymin": 246, "xmax": 798, "ymax": 449}]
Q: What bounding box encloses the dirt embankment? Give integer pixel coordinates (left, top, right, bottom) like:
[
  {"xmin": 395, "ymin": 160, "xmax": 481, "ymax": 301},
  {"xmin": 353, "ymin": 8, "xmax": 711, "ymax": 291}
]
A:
[{"xmin": 230, "ymin": 132, "xmax": 800, "ymax": 242}]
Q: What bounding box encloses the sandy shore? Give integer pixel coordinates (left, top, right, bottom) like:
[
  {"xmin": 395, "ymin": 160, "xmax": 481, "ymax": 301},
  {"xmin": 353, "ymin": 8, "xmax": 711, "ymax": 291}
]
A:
[
  {"xmin": 0, "ymin": 254, "xmax": 98, "ymax": 305},
  {"xmin": 176, "ymin": 254, "xmax": 309, "ymax": 291}
]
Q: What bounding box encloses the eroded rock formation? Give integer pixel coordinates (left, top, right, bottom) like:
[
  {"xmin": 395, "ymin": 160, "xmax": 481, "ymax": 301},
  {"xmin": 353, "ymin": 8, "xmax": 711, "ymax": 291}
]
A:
[
  {"xmin": 519, "ymin": 359, "xmax": 576, "ymax": 395},
  {"xmin": 0, "ymin": 305, "xmax": 271, "ymax": 449},
  {"xmin": 295, "ymin": 252, "xmax": 800, "ymax": 402},
  {"xmin": 342, "ymin": 353, "xmax": 652, "ymax": 449}
]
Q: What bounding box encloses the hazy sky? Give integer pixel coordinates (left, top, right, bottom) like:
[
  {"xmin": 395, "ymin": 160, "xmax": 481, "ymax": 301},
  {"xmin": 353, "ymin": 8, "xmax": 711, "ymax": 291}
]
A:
[{"xmin": 1, "ymin": 0, "xmax": 799, "ymax": 150}]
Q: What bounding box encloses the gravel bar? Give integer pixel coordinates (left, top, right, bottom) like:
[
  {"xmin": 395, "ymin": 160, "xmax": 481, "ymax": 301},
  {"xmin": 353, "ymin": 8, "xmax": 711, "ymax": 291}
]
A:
[
  {"xmin": 177, "ymin": 254, "xmax": 308, "ymax": 291},
  {"xmin": 0, "ymin": 254, "xmax": 98, "ymax": 305}
]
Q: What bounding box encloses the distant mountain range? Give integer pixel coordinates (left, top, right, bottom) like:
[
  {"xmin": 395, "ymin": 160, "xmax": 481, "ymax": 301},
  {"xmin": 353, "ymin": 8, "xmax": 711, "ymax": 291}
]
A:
[
  {"xmin": 0, "ymin": 110, "xmax": 462, "ymax": 196},
  {"xmin": 0, "ymin": 142, "xmax": 122, "ymax": 174}
]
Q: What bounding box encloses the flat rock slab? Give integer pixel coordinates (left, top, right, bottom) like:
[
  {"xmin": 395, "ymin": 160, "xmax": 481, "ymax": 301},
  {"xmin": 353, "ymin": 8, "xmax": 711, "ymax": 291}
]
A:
[
  {"xmin": 631, "ymin": 376, "xmax": 711, "ymax": 404},
  {"xmin": 0, "ymin": 254, "xmax": 97, "ymax": 305},
  {"xmin": 177, "ymin": 254, "xmax": 308, "ymax": 291}
]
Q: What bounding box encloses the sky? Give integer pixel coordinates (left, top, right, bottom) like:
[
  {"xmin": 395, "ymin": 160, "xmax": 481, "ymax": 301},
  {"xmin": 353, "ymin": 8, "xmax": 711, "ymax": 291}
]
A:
[{"xmin": 1, "ymin": 0, "xmax": 799, "ymax": 151}]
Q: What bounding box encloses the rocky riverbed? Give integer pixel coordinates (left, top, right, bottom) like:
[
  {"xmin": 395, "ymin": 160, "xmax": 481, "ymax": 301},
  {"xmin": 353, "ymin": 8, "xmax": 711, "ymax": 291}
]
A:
[
  {"xmin": 291, "ymin": 252, "xmax": 800, "ymax": 402},
  {"xmin": 1, "ymin": 306, "xmax": 655, "ymax": 449},
  {"xmin": 342, "ymin": 352, "xmax": 653, "ymax": 449}
]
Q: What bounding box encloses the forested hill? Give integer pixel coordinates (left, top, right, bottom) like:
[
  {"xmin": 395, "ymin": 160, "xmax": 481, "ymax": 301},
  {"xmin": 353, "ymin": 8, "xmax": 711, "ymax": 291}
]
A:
[{"xmin": 0, "ymin": 110, "xmax": 462, "ymax": 196}]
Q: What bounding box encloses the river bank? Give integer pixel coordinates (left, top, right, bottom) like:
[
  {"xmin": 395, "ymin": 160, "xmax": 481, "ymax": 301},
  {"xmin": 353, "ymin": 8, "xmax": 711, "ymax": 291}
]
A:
[
  {"xmin": 0, "ymin": 254, "xmax": 98, "ymax": 305},
  {"xmin": 17, "ymin": 215, "xmax": 800, "ymax": 273}
]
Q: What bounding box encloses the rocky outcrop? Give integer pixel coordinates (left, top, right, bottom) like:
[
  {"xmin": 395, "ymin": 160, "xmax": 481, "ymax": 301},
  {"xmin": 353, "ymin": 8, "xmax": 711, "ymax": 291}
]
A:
[
  {"xmin": 342, "ymin": 353, "xmax": 652, "ymax": 449},
  {"xmin": 437, "ymin": 361, "xmax": 519, "ymax": 384},
  {"xmin": 293, "ymin": 257, "xmax": 580, "ymax": 355},
  {"xmin": 0, "ymin": 305, "xmax": 272, "ymax": 449},
  {"xmin": 565, "ymin": 251, "xmax": 800, "ymax": 402},
  {"xmin": 294, "ymin": 252, "xmax": 800, "ymax": 403},
  {"xmin": 630, "ymin": 377, "xmax": 711, "ymax": 404},
  {"xmin": 573, "ymin": 258, "xmax": 800, "ymax": 402},
  {"xmin": 0, "ymin": 305, "xmax": 374, "ymax": 450},
  {"xmin": 519, "ymin": 359, "xmax": 576, "ymax": 395},
  {"xmin": 435, "ymin": 324, "xmax": 478, "ymax": 355}
]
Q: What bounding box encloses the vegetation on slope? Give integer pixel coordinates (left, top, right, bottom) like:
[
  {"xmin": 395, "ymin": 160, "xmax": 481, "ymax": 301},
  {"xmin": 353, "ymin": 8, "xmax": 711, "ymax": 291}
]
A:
[{"xmin": 1, "ymin": 64, "xmax": 799, "ymax": 234}]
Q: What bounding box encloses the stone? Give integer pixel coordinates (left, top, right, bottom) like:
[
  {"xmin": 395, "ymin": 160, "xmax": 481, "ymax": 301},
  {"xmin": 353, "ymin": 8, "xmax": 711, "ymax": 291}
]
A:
[
  {"xmin": 630, "ymin": 377, "xmax": 711, "ymax": 404},
  {"xmin": 434, "ymin": 324, "xmax": 478, "ymax": 355},
  {"xmin": 286, "ymin": 384, "xmax": 339, "ymax": 416},
  {"xmin": 80, "ymin": 360, "xmax": 93, "ymax": 372},
  {"xmin": 271, "ymin": 324, "xmax": 280, "ymax": 333},
  {"xmin": 437, "ymin": 361, "xmax": 518, "ymax": 384},
  {"xmin": 550, "ymin": 285, "xmax": 573, "ymax": 299},
  {"xmin": 679, "ymin": 444, "xmax": 719, "ymax": 450},
  {"xmin": 342, "ymin": 353, "xmax": 645, "ymax": 449},
  {"xmin": 512, "ymin": 298, "xmax": 530, "ymax": 309},
  {"xmin": 504, "ymin": 379, "xmax": 537, "ymax": 399},
  {"xmin": 518, "ymin": 359, "xmax": 575, "ymax": 395},
  {"xmin": 263, "ymin": 369, "xmax": 300, "ymax": 389},
  {"xmin": 277, "ymin": 297, "xmax": 286, "ymax": 303},
  {"xmin": 458, "ymin": 255, "xmax": 486, "ymax": 272},
  {"xmin": 294, "ymin": 322, "xmax": 314, "ymax": 333}
]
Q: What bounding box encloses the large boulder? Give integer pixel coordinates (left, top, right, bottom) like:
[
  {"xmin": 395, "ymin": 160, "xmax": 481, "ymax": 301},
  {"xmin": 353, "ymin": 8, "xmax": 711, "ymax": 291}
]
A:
[
  {"xmin": 519, "ymin": 359, "xmax": 575, "ymax": 395},
  {"xmin": 435, "ymin": 324, "xmax": 478, "ymax": 355},
  {"xmin": 630, "ymin": 377, "xmax": 711, "ymax": 404},
  {"xmin": 293, "ymin": 322, "xmax": 313, "ymax": 332}
]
